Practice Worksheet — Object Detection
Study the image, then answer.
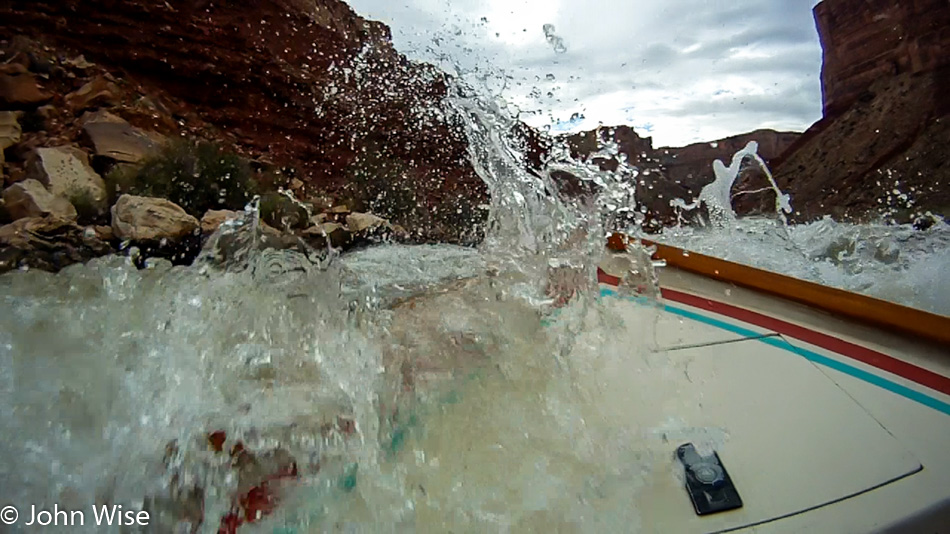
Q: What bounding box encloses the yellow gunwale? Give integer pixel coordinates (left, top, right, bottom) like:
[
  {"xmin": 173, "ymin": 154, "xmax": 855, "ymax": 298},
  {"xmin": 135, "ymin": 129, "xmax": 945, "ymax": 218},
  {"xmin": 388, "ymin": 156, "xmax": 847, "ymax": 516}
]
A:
[{"xmin": 606, "ymin": 233, "xmax": 950, "ymax": 347}]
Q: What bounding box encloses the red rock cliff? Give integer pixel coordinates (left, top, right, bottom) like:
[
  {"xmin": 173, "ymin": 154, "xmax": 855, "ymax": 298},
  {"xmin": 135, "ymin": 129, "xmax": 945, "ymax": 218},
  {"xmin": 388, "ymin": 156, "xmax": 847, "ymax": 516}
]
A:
[
  {"xmin": 815, "ymin": 0, "xmax": 950, "ymax": 116},
  {"xmin": 0, "ymin": 0, "xmax": 487, "ymax": 244},
  {"xmin": 772, "ymin": 0, "xmax": 950, "ymax": 224}
]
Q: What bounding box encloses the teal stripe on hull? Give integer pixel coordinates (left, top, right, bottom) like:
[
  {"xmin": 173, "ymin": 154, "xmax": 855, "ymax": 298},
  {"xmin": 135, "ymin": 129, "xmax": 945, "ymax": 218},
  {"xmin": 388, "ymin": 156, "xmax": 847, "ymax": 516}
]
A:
[{"xmin": 599, "ymin": 287, "xmax": 950, "ymax": 417}]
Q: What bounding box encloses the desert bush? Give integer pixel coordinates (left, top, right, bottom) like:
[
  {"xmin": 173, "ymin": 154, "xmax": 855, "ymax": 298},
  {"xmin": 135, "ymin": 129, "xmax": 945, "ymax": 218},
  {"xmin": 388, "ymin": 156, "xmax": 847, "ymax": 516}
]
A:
[
  {"xmin": 106, "ymin": 139, "xmax": 257, "ymax": 217},
  {"xmin": 344, "ymin": 147, "xmax": 429, "ymax": 227},
  {"xmin": 435, "ymin": 191, "xmax": 486, "ymax": 245},
  {"xmin": 259, "ymin": 191, "xmax": 310, "ymax": 231},
  {"xmin": 18, "ymin": 109, "xmax": 45, "ymax": 133},
  {"xmin": 67, "ymin": 188, "xmax": 106, "ymax": 224}
]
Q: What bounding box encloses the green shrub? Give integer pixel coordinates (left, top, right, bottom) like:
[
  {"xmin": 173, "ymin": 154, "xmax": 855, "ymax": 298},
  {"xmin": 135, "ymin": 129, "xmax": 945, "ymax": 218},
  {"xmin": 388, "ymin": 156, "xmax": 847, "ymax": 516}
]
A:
[
  {"xmin": 344, "ymin": 149, "xmax": 427, "ymax": 229},
  {"xmin": 342, "ymin": 137, "xmax": 488, "ymax": 244},
  {"xmin": 67, "ymin": 188, "xmax": 106, "ymax": 224},
  {"xmin": 105, "ymin": 139, "xmax": 257, "ymax": 217},
  {"xmin": 19, "ymin": 109, "xmax": 46, "ymax": 133},
  {"xmin": 259, "ymin": 191, "xmax": 310, "ymax": 231},
  {"xmin": 344, "ymin": 149, "xmax": 405, "ymax": 211}
]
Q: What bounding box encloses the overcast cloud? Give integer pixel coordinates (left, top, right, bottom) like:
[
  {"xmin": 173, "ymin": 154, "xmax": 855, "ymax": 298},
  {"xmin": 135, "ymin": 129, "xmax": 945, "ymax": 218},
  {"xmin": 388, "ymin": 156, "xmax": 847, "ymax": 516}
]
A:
[{"xmin": 346, "ymin": 0, "xmax": 824, "ymax": 147}]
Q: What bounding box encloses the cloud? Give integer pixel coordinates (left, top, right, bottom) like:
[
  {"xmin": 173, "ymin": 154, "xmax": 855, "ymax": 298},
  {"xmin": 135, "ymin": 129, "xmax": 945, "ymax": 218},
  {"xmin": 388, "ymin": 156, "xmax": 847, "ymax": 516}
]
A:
[{"xmin": 345, "ymin": 0, "xmax": 823, "ymax": 147}]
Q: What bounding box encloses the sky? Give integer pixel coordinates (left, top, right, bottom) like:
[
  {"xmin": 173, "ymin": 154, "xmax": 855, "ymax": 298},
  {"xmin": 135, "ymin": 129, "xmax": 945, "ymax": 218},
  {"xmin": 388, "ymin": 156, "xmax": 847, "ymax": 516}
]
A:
[{"xmin": 346, "ymin": 0, "xmax": 825, "ymax": 148}]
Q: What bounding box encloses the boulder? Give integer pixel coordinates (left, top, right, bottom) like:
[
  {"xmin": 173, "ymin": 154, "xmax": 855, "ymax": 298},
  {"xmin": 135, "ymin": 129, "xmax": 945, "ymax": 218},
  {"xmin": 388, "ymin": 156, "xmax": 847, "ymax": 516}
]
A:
[
  {"xmin": 328, "ymin": 205, "xmax": 350, "ymax": 214},
  {"xmin": 63, "ymin": 55, "xmax": 95, "ymax": 70},
  {"xmin": 93, "ymin": 224, "xmax": 114, "ymax": 241},
  {"xmin": 111, "ymin": 194, "xmax": 199, "ymax": 242},
  {"xmin": 0, "ymin": 111, "xmax": 21, "ymax": 179},
  {"xmin": 259, "ymin": 192, "xmax": 309, "ymax": 230},
  {"xmin": 302, "ymin": 221, "xmax": 349, "ymax": 248},
  {"xmin": 0, "ymin": 63, "xmax": 28, "ymax": 76},
  {"xmin": 0, "ymin": 216, "xmax": 75, "ymax": 248},
  {"xmin": 345, "ymin": 211, "xmax": 407, "ymax": 241},
  {"xmin": 27, "ymin": 146, "xmax": 108, "ymax": 217},
  {"xmin": 200, "ymin": 209, "xmax": 240, "ymax": 235},
  {"xmin": 0, "ymin": 215, "xmax": 112, "ymax": 274},
  {"xmin": 81, "ymin": 110, "xmax": 163, "ymax": 163},
  {"xmin": 0, "ymin": 73, "xmax": 52, "ymax": 108},
  {"xmin": 3, "ymin": 179, "xmax": 77, "ymax": 221},
  {"xmin": 64, "ymin": 76, "xmax": 119, "ymax": 111},
  {"xmin": 0, "ymin": 111, "xmax": 21, "ymax": 150},
  {"xmin": 345, "ymin": 212, "xmax": 389, "ymax": 233},
  {"xmin": 302, "ymin": 221, "xmax": 343, "ymax": 237}
]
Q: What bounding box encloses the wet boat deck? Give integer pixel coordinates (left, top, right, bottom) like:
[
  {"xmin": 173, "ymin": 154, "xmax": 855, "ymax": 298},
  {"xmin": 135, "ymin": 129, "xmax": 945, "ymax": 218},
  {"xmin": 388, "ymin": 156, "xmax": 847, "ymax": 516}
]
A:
[{"xmin": 598, "ymin": 265, "xmax": 950, "ymax": 532}]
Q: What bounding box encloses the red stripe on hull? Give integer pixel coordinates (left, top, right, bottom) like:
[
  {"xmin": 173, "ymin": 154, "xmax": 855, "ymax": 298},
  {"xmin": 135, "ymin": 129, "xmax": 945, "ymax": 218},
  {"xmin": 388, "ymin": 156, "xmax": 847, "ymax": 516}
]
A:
[{"xmin": 597, "ymin": 268, "xmax": 950, "ymax": 397}]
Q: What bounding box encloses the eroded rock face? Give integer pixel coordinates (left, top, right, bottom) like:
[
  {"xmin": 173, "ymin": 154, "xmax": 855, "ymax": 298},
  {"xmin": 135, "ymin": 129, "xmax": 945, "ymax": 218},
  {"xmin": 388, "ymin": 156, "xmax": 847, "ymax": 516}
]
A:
[
  {"xmin": 0, "ymin": 0, "xmax": 488, "ymax": 244},
  {"xmin": 27, "ymin": 146, "xmax": 109, "ymax": 217},
  {"xmin": 815, "ymin": 0, "xmax": 950, "ymax": 116},
  {"xmin": 770, "ymin": 0, "xmax": 950, "ymax": 223},
  {"xmin": 555, "ymin": 126, "xmax": 799, "ymax": 226},
  {"xmin": 658, "ymin": 130, "xmax": 799, "ymax": 196},
  {"xmin": 3, "ymin": 179, "xmax": 77, "ymax": 221},
  {"xmin": 111, "ymin": 194, "xmax": 199, "ymax": 242},
  {"xmin": 773, "ymin": 70, "xmax": 950, "ymax": 222}
]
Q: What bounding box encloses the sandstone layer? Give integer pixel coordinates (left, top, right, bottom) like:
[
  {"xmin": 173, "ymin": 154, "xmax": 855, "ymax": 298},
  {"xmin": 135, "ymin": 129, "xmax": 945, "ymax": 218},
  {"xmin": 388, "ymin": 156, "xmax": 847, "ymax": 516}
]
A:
[
  {"xmin": 0, "ymin": 0, "xmax": 487, "ymax": 244},
  {"xmin": 771, "ymin": 0, "xmax": 950, "ymax": 223}
]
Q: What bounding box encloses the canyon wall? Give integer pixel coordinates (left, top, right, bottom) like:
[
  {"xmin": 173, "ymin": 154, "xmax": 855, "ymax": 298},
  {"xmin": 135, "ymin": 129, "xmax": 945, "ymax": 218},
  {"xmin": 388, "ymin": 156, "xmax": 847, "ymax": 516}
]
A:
[
  {"xmin": 815, "ymin": 0, "xmax": 950, "ymax": 116},
  {"xmin": 553, "ymin": 126, "xmax": 799, "ymax": 229},
  {"xmin": 773, "ymin": 0, "xmax": 950, "ymax": 224},
  {"xmin": 0, "ymin": 0, "xmax": 488, "ymax": 245}
]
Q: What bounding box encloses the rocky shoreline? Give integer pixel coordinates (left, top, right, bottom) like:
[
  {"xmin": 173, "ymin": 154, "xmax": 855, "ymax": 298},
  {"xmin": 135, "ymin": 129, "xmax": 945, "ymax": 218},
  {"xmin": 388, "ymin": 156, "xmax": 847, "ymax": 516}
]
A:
[
  {"xmin": 0, "ymin": 0, "xmax": 496, "ymax": 274},
  {"xmin": 0, "ymin": 25, "xmax": 470, "ymax": 274}
]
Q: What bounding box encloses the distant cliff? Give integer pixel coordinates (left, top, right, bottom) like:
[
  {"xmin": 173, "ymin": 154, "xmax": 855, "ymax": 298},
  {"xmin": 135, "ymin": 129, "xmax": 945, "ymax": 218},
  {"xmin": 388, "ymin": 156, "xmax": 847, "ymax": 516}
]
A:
[
  {"xmin": 553, "ymin": 126, "xmax": 798, "ymax": 228},
  {"xmin": 657, "ymin": 129, "xmax": 799, "ymax": 195}
]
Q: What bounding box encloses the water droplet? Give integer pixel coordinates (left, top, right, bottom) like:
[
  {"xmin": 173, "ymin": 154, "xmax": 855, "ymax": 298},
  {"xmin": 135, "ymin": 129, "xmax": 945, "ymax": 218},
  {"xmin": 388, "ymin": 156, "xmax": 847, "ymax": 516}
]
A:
[{"xmin": 542, "ymin": 24, "xmax": 568, "ymax": 54}]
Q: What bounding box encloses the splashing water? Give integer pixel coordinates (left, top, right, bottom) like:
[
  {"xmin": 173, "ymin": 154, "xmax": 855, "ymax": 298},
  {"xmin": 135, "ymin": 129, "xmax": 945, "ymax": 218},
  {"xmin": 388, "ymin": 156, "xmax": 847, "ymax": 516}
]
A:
[
  {"xmin": 670, "ymin": 141, "xmax": 791, "ymax": 226},
  {"xmin": 660, "ymin": 216, "xmax": 950, "ymax": 316},
  {"xmin": 2, "ymin": 77, "xmax": 945, "ymax": 534},
  {"xmin": 0, "ymin": 62, "xmax": 676, "ymax": 532},
  {"xmin": 660, "ymin": 141, "xmax": 949, "ymax": 316},
  {"xmin": 542, "ymin": 24, "xmax": 568, "ymax": 54}
]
